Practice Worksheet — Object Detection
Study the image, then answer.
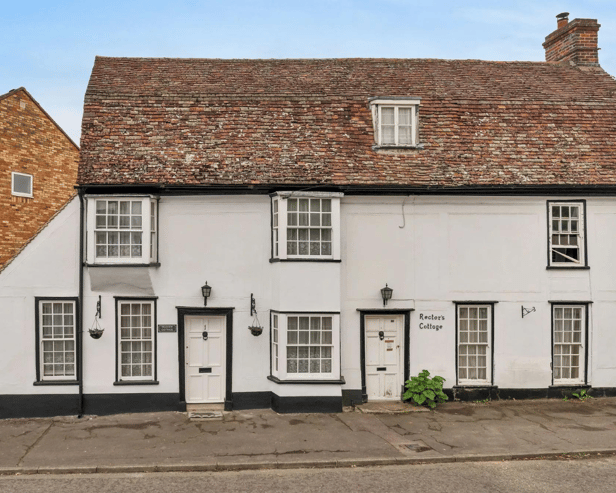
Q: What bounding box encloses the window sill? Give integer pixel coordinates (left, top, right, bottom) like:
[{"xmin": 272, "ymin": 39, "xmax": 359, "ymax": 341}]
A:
[
  {"xmin": 269, "ymin": 258, "xmax": 341, "ymax": 263},
  {"xmin": 33, "ymin": 380, "xmax": 79, "ymax": 386},
  {"xmin": 546, "ymin": 266, "xmax": 590, "ymax": 270},
  {"xmin": 86, "ymin": 263, "xmax": 161, "ymax": 268},
  {"xmin": 268, "ymin": 375, "xmax": 345, "ymax": 385},
  {"xmin": 453, "ymin": 385, "xmax": 497, "ymax": 389},
  {"xmin": 372, "ymin": 144, "xmax": 423, "ymax": 151},
  {"xmin": 549, "ymin": 384, "xmax": 588, "ymax": 388},
  {"xmin": 113, "ymin": 380, "xmax": 159, "ymax": 386}
]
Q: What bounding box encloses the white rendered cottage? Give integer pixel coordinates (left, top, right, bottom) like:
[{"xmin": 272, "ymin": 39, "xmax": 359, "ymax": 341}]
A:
[{"xmin": 2, "ymin": 14, "xmax": 616, "ymax": 418}]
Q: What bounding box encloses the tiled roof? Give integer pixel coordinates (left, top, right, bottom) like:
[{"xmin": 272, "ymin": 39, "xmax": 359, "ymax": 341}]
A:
[{"xmin": 79, "ymin": 57, "xmax": 616, "ymax": 188}]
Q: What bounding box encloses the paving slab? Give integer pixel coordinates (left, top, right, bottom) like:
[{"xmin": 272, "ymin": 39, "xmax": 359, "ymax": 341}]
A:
[{"xmin": 0, "ymin": 418, "xmax": 53, "ymax": 466}]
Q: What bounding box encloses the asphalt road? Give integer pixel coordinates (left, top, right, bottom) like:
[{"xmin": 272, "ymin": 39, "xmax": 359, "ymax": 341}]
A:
[{"xmin": 2, "ymin": 457, "xmax": 616, "ymax": 493}]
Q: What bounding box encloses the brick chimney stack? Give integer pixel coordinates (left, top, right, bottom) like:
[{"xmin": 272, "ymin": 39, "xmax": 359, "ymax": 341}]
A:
[{"xmin": 543, "ymin": 13, "xmax": 601, "ymax": 66}]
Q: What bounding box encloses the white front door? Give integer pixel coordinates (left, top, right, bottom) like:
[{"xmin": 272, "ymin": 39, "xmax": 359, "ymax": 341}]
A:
[
  {"xmin": 185, "ymin": 315, "xmax": 226, "ymax": 403},
  {"xmin": 365, "ymin": 315, "xmax": 403, "ymax": 400}
]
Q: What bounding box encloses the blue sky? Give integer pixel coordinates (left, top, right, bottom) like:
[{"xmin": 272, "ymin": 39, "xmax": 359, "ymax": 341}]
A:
[{"xmin": 2, "ymin": 1, "xmax": 615, "ymax": 143}]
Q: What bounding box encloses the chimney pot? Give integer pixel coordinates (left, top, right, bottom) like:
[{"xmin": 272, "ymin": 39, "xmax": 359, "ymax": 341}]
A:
[{"xmin": 557, "ymin": 12, "xmax": 570, "ymax": 30}]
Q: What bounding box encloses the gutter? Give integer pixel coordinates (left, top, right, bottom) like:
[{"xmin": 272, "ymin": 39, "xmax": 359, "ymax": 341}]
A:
[{"xmin": 78, "ymin": 190, "xmax": 85, "ymax": 418}]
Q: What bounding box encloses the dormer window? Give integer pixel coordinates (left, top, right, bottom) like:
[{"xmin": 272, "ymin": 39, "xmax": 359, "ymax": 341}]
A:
[{"xmin": 369, "ymin": 98, "xmax": 420, "ymax": 148}]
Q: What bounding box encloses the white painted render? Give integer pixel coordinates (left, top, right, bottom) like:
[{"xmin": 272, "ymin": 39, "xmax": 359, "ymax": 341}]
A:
[
  {"xmin": 0, "ymin": 197, "xmax": 80, "ymax": 395},
  {"xmin": 1, "ymin": 194, "xmax": 614, "ymax": 401}
]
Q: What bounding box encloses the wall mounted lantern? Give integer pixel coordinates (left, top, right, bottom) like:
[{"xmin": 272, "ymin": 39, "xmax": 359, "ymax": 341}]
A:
[
  {"xmin": 381, "ymin": 284, "xmax": 393, "ymax": 307},
  {"xmin": 201, "ymin": 281, "xmax": 212, "ymax": 306},
  {"xmin": 88, "ymin": 295, "xmax": 105, "ymax": 339}
]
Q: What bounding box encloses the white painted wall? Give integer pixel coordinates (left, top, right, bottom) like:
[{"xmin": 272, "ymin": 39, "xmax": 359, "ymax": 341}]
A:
[
  {"xmin": 0, "ymin": 198, "xmax": 80, "ymax": 395},
  {"xmin": 2, "ymin": 193, "xmax": 616, "ymax": 401},
  {"xmin": 341, "ymin": 196, "xmax": 606, "ymax": 391}
]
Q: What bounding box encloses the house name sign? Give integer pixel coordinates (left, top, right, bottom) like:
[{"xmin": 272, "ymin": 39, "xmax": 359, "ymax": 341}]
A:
[
  {"xmin": 418, "ymin": 313, "xmax": 445, "ymax": 331},
  {"xmin": 158, "ymin": 324, "xmax": 177, "ymax": 333}
]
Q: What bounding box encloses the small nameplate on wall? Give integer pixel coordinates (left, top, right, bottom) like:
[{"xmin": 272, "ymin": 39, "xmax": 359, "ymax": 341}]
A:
[{"xmin": 158, "ymin": 324, "xmax": 177, "ymax": 333}]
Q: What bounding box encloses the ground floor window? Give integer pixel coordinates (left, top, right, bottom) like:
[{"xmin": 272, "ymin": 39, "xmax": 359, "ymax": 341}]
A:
[
  {"xmin": 36, "ymin": 298, "xmax": 77, "ymax": 382},
  {"xmin": 116, "ymin": 299, "xmax": 156, "ymax": 382},
  {"xmin": 270, "ymin": 312, "xmax": 340, "ymax": 381},
  {"xmin": 457, "ymin": 304, "xmax": 492, "ymax": 385},
  {"xmin": 552, "ymin": 304, "xmax": 586, "ymax": 384}
]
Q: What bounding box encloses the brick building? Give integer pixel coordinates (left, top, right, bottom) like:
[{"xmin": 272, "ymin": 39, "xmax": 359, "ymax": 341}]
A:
[{"xmin": 0, "ymin": 87, "xmax": 79, "ymax": 270}]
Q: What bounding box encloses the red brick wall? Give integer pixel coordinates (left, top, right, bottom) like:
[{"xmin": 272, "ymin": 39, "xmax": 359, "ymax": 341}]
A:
[{"xmin": 0, "ymin": 88, "xmax": 79, "ymax": 269}]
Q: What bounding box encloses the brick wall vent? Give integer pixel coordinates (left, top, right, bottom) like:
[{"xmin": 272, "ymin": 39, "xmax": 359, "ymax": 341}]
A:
[{"xmin": 543, "ymin": 13, "xmax": 601, "ymax": 66}]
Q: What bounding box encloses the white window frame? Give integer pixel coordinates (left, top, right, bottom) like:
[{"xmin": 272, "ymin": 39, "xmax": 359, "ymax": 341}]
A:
[
  {"xmin": 117, "ymin": 299, "xmax": 156, "ymax": 382},
  {"xmin": 86, "ymin": 195, "xmax": 158, "ymax": 265},
  {"xmin": 38, "ymin": 299, "xmax": 77, "ymax": 381},
  {"xmin": 270, "ymin": 312, "xmax": 340, "ymax": 381},
  {"xmin": 457, "ymin": 304, "xmax": 492, "ymax": 386},
  {"xmin": 369, "ymin": 98, "xmax": 420, "ymax": 147},
  {"xmin": 11, "ymin": 171, "xmax": 33, "ymax": 197},
  {"xmin": 548, "ymin": 201, "xmax": 585, "ymax": 267},
  {"xmin": 271, "ymin": 192, "xmax": 342, "ymax": 260},
  {"xmin": 552, "ymin": 304, "xmax": 586, "ymax": 385}
]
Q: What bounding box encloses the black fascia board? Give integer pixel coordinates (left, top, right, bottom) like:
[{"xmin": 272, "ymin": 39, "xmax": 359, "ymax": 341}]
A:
[{"xmin": 77, "ymin": 183, "xmax": 616, "ymax": 197}]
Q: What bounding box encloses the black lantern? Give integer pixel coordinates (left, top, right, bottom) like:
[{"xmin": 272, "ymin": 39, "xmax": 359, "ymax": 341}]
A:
[
  {"xmin": 201, "ymin": 281, "xmax": 212, "ymax": 306},
  {"xmin": 381, "ymin": 284, "xmax": 393, "ymax": 307}
]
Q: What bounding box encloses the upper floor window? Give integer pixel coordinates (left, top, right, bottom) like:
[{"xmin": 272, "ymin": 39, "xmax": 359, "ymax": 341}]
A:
[
  {"xmin": 548, "ymin": 201, "xmax": 586, "ymax": 267},
  {"xmin": 369, "ymin": 98, "xmax": 420, "ymax": 148},
  {"xmin": 86, "ymin": 196, "xmax": 158, "ymax": 265},
  {"xmin": 12, "ymin": 172, "xmax": 33, "ymax": 197},
  {"xmin": 271, "ymin": 192, "xmax": 342, "ymax": 261}
]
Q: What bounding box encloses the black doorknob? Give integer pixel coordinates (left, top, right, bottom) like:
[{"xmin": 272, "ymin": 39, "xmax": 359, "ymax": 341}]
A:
[
  {"xmin": 379, "ymin": 331, "xmax": 385, "ymax": 341},
  {"xmin": 202, "ymin": 331, "xmax": 208, "ymax": 340}
]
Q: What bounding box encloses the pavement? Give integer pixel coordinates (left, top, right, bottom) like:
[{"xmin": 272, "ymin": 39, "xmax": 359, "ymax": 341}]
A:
[{"xmin": 1, "ymin": 397, "xmax": 616, "ymax": 475}]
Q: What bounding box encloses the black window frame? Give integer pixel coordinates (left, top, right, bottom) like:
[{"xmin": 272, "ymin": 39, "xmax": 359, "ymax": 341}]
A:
[
  {"xmin": 34, "ymin": 297, "xmax": 80, "ymax": 386},
  {"xmin": 454, "ymin": 301, "xmax": 497, "ymax": 387},
  {"xmin": 114, "ymin": 296, "xmax": 159, "ymax": 385},
  {"xmin": 550, "ymin": 301, "xmax": 590, "ymax": 386},
  {"xmin": 546, "ymin": 200, "xmax": 588, "ymax": 269}
]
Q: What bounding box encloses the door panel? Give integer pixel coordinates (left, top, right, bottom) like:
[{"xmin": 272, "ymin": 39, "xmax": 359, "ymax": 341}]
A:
[
  {"xmin": 185, "ymin": 315, "xmax": 226, "ymax": 403},
  {"xmin": 365, "ymin": 315, "xmax": 403, "ymax": 400}
]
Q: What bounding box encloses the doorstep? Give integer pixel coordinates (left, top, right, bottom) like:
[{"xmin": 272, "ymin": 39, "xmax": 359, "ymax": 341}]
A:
[{"xmin": 351, "ymin": 401, "xmax": 429, "ymax": 414}]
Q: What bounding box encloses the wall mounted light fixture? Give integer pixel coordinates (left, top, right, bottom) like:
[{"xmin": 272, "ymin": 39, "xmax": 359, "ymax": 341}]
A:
[
  {"xmin": 201, "ymin": 281, "xmax": 212, "ymax": 306},
  {"xmin": 381, "ymin": 284, "xmax": 393, "ymax": 307}
]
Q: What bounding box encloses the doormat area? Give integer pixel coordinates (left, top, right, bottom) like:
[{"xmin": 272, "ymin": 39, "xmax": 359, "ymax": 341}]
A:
[{"xmin": 188, "ymin": 411, "xmax": 224, "ymax": 420}]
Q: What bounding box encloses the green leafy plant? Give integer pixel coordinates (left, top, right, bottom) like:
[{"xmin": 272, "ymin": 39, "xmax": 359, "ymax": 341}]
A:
[
  {"xmin": 571, "ymin": 389, "xmax": 593, "ymax": 401},
  {"xmin": 403, "ymin": 370, "xmax": 448, "ymax": 409}
]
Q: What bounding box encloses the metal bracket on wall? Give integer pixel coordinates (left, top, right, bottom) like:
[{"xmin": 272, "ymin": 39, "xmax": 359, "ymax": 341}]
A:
[
  {"xmin": 251, "ymin": 293, "xmax": 256, "ymax": 316},
  {"xmin": 96, "ymin": 295, "xmax": 102, "ymax": 319},
  {"xmin": 521, "ymin": 306, "xmax": 536, "ymax": 318}
]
